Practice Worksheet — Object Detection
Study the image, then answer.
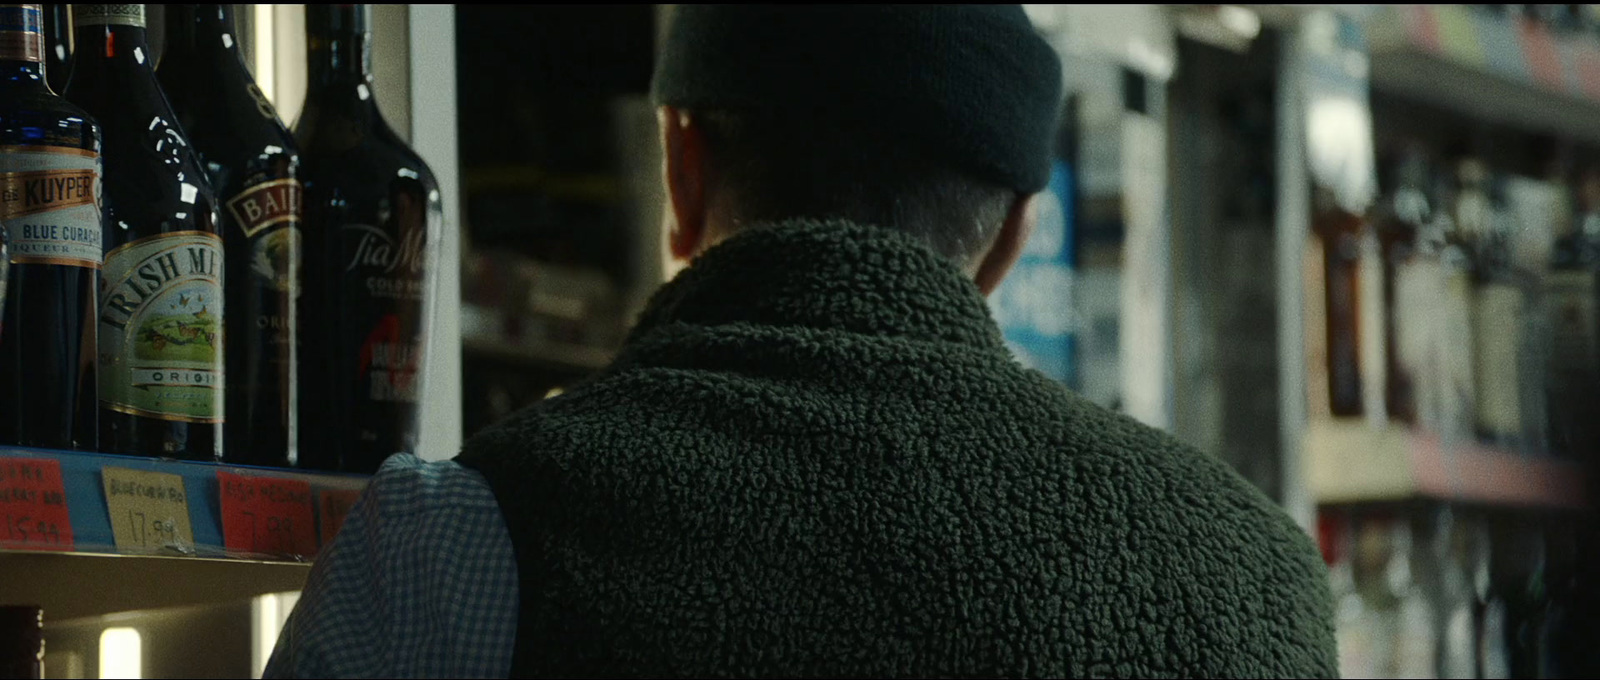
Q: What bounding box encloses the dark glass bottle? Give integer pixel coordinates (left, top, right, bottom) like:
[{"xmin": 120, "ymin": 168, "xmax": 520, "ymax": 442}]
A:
[
  {"xmin": 0, "ymin": 606, "xmax": 42, "ymax": 679},
  {"xmin": 295, "ymin": 4, "xmax": 439, "ymax": 473},
  {"xmin": 1544, "ymin": 168, "xmax": 1600, "ymax": 461},
  {"xmin": 40, "ymin": 3, "xmax": 67, "ymax": 94},
  {"xmin": 0, "ymin": 3, "xmax": 101, "ymax": 451},
  {"xmin": 65, "ymin": 4, "xmax": 224, "ymax": 461},
  {"xmin": 1311, "ymin": 186, "xmax": 1366, "ymax": 418},
  {"xmin": 158, "ymin": 4, "xmax": 301, "ymax": 468}
]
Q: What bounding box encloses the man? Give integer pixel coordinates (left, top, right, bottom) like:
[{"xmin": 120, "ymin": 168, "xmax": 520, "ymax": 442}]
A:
[{"xmin": 267, "ymin": 5, "xmax": 1337, "ymax": 678}]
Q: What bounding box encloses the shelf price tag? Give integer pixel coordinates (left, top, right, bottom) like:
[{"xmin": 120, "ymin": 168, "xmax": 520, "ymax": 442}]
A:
[
  {"xmin": 0, "ymin": 457, "xmax": 74, "ymax": 551},
  {"xmin": 318, "ymin": 489, "xmax": 364, "ymax": 549},
  {"xmin": 218, "ymin": 472, "xmax": 316, "ymax": 558},
  {"xmin": 102, "ymin": 467, "xmax": 195, "ymax": 554}
]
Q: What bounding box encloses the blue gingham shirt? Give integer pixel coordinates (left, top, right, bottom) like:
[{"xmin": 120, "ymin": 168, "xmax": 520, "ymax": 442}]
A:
[{"xmin": 263, "ymin": 454, "xmax": 519, "ymax": 678}]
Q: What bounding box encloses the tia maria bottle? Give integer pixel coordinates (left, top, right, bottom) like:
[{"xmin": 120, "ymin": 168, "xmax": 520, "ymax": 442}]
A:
[
  {"xmin": 0, "ymin": 3, "xmax": 102, "ymax": 451},
  {"xmin": 295, "ymin": 4, "xmax": 439, "ymax": 473},
  {"xmin": 158, "ymin": 4, "xmax": 301, "ymax": 468},
  {"xmin": 65, "ymin": 4, "xmax": 225, "ymax": 461}
]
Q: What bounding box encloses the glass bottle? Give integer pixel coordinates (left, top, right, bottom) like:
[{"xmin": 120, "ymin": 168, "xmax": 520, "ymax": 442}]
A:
[
  {"xmin": 0, "ymin": 606, "xmax": 42, "ymax": 679},
  {"xmin": 1311, "ymin": 186, "xmax": 1367, "ymax": 418},
  {"xmin": 294, "ymin": 4, "xmax": 440, "ymax": 473},
  {"xmin": 1545, "ymin": 168, "xmax": 1600, "ymax": 460},
  {"xmin": 0, "ymin": 2, "xmax": 102, "ymax": 451},
  {"xmin": 1437, "ymin": 161, "xmax": 1479, "ymax": 447},
  {"xmin": 40, "ymin": 3, "xmax": 68, "ymax": 94},
  {"xmin": 1378, "ymin": 146, "xmax": 1432, "ymax": 425},
  {"xmin": 65, "ymin": 3, "xmax": 224, "ymax": 461},
  {"xmin": 157, "ymin": 4, "xmax": 301, "ymax": 468},
  {"xmin": 1465, "ymin": 165, "xmax": 1529, "ymax": 450}
]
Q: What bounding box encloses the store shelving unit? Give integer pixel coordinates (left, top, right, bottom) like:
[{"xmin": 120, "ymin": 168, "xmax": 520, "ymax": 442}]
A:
[
  {"xmin": 0, "ymin": 447, "xmax": 368, "ymax": 561},
  {"xmin": 1304, "ymin": 420, "xmax": 1589, "ymax": 509},
  {"xmin": 1279, "ymin": 6, "xmax": 1596, "ymax": 517},
  {"xmin": 1367, "ymin": 5, "xmax": 1600, "ymax": 146},
  {"xmin": 0, "ymin": 10, "xmax": 462, "ymax": 672},
  {"xmin": 0, "ymin": 445, "xmax": 367, "ymax": 625}
]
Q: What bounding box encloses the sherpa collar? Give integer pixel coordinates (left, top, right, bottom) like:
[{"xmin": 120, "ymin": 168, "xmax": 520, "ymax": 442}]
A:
[{"xmin": 622, "ymin": 220, "xmax": 1010, "ymax": 354}]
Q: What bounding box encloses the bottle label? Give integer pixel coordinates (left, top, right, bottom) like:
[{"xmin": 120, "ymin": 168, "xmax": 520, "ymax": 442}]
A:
[
  {"xmin": 344, "ymin": 220, "xmax": 427, "ymax": 405},
  {"xmin": 343, "ymin": 221, "xmax": 427, "ymax": 301},
  {"xmin": 0, "ymin": 146, "xmax": 102, "ymax": 268},
  {"xmin": 72, "ymin": 4, "xmax": 143, "ymax": 28},
  {"xmin": 1473, "ymin": 283, "xmax": 1524, "ymax": 436},
  {"xmin": 0, "ymin": 4, "xmax": 43, "ymax": 62},
  {"xmin": 1438, "ymin": 263, "xmax": 1477, "ymax": 441},
  {"xmin": 1394, "ymin": 259, "xmax": 1443, "ymax": 429},
  {"xmin": 227, "ymin": 178, "xmax": 302, "ymax": 294},
  {"xmin": 1358, "ymin": 229, "xmax": 1387, "ymax": 424},
  {"xmin": 99, "ymin": 231, "xmax": 224, "ymax": 423}
]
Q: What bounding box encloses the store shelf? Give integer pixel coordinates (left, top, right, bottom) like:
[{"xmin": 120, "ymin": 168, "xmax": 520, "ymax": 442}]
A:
[
  {"xmin": 462, "ymin": 333, "xmax": 615, "ymax": 374},
  {"xmin": 1366, "ymin": 5, "xmax": 1600, "ymax": 145},
  {"xmin": 1305, "ymin": 419, "xmax": 1589, "ymax": 509},
  {"xmin": 0, "ymin": 551, "xmax": 310, "ymax": 622},
  {"xmin": 1, "ymin": 447, "xmax": 368, "ymax": 563}
]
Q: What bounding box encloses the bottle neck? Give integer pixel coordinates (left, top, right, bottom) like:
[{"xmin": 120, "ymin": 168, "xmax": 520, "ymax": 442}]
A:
[
  {"xmin": 306, "ymin": 5, "xmax": 374, "ymax": 94},
  {"xmin": 0, "ymin": 4, "xmax": 46, "ymax": 86},
  {"xmin": 304, "ymin": 5, "xmax": 381, "ymax": 130},
  {"xmin": 161, "ymin": 4, "xmax": 241, "ymax": 63},
  {"xmin": 72, "ymin": 22, "xmax": 152, "ymax": 69}
]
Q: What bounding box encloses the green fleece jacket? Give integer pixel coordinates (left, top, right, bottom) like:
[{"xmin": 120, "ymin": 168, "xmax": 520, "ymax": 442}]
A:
[{"xmin": 456, "ymin": 220, "xmax": 1338, "ymax": 678}]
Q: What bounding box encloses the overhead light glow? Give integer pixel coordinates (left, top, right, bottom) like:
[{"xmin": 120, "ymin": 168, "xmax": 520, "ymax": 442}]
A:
[{"xmin": 99, "ymin": 627, "xmax": 142, "ymax": 680}]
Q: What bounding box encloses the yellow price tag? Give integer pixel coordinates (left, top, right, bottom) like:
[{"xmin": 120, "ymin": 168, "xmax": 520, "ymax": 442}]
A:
[{"xmin": 101, "ymin": 467, "xmax": 196, "ymax": 554}]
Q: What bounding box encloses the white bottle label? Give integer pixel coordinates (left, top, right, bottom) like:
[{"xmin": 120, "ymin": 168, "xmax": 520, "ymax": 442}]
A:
[
  {"xmin": 0, "ymin": 145, "xmax": 103, "ymax": 269},
  {"xmin": 98, "ymin": 231, "xmax": 225, "ymax": 423},
  {"xmin": 1473, "ymin": 283, "xmax": 1524, "ymax": 436}
]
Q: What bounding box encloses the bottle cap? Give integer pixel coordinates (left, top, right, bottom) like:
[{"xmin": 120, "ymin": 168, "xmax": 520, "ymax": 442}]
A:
[
  {"xmin": 74, "ymin": 4, "xmax": 145, "ymax": 29},
  {"xmin": 0, "ymin": 4, "xmax": 44, "ymax": 63}
]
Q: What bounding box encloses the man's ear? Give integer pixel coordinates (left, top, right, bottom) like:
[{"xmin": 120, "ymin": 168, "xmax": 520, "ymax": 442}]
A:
[
  {"xmin": 660, "ymin": 106, "xmax": 710, "ymax": 262},
  {"xmin": 973, "ymin": 193, "xmax": 1037, "ymax": 296}
]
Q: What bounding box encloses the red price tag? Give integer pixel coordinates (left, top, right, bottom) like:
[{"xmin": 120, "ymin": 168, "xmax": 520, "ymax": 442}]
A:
[
  {"xmin": 217, "ymin": 472, "xmax": 316, "ymax": 558},
  {"xmin": 318, "ymin": 489, "xmax": 364, "ymax": 549},
  {"xmin": 0, "ymin": 457, "xmax": 74, "ymax": 551}
]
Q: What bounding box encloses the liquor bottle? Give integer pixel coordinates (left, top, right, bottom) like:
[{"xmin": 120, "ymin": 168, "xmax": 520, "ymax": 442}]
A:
[
  {"xmin": 1389, "ymin": 513, "xmax": 1438, "ymax": 678},
  {"xmin": 1546, "ymin": 168, "xmax": 1600, "ymax": 460},
  {"xmin": 0, "ymin": 606, "xmax": 42, "ymax": 679},
  {"xmin": 157, "ymin": 4, "xmax": 300, "ymax": 468},
  {"xmin": 65, "ymin": 4, "xmax": 224, "ymax": 461},
  {"xmin": 1435, "ymin": 507, "xmax": 1478, "ymax": 679},
  {"xmin": 1333, "ymin": 511, "xmax": 1387, "ymax": 678},
  {"xmin": 0, "ymin": 2, "xmax": 102, "ymax": 451},
  {"xmin": 1309, "ymin": 187, "xmax": 1367, "ymax": 418},
  {"xmin": 40, "ymin": 3, "xmax": 68, "ymax": 94},
  {"xmin": 1499, "ymin": 521, "xmax": 1543, "ymax": 680},
  {"xmin": 1377, "ymin": 147, "xmax": 1432, "ymax": 425},
  {"xmin": 1434, "ymin": 161, "xmax": 1479, "ymax": 445},
  {"xmin": 295, "ymin": 4, "xmax": 440, "ymax": 473},
  {"xmin": 1475, "ymin": 517, "xmax": 1511, "ymax": 679},
  {"xmin": 1535, "ymin": 523, "xmax": 1578, "ymax": 678},
  {"xmin": 1354, "ymin": 513, "xmax": 1406, "ymax": 677},
  {"xmin": 1468, "ymin": 166, "xmax": 1528, "ymax": 449}
]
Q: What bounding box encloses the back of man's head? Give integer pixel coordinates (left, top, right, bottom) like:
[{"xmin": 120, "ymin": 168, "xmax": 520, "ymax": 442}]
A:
[{"xmin": 652, "ymin": 5, "xmax": 1063, "ymax": 264}]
